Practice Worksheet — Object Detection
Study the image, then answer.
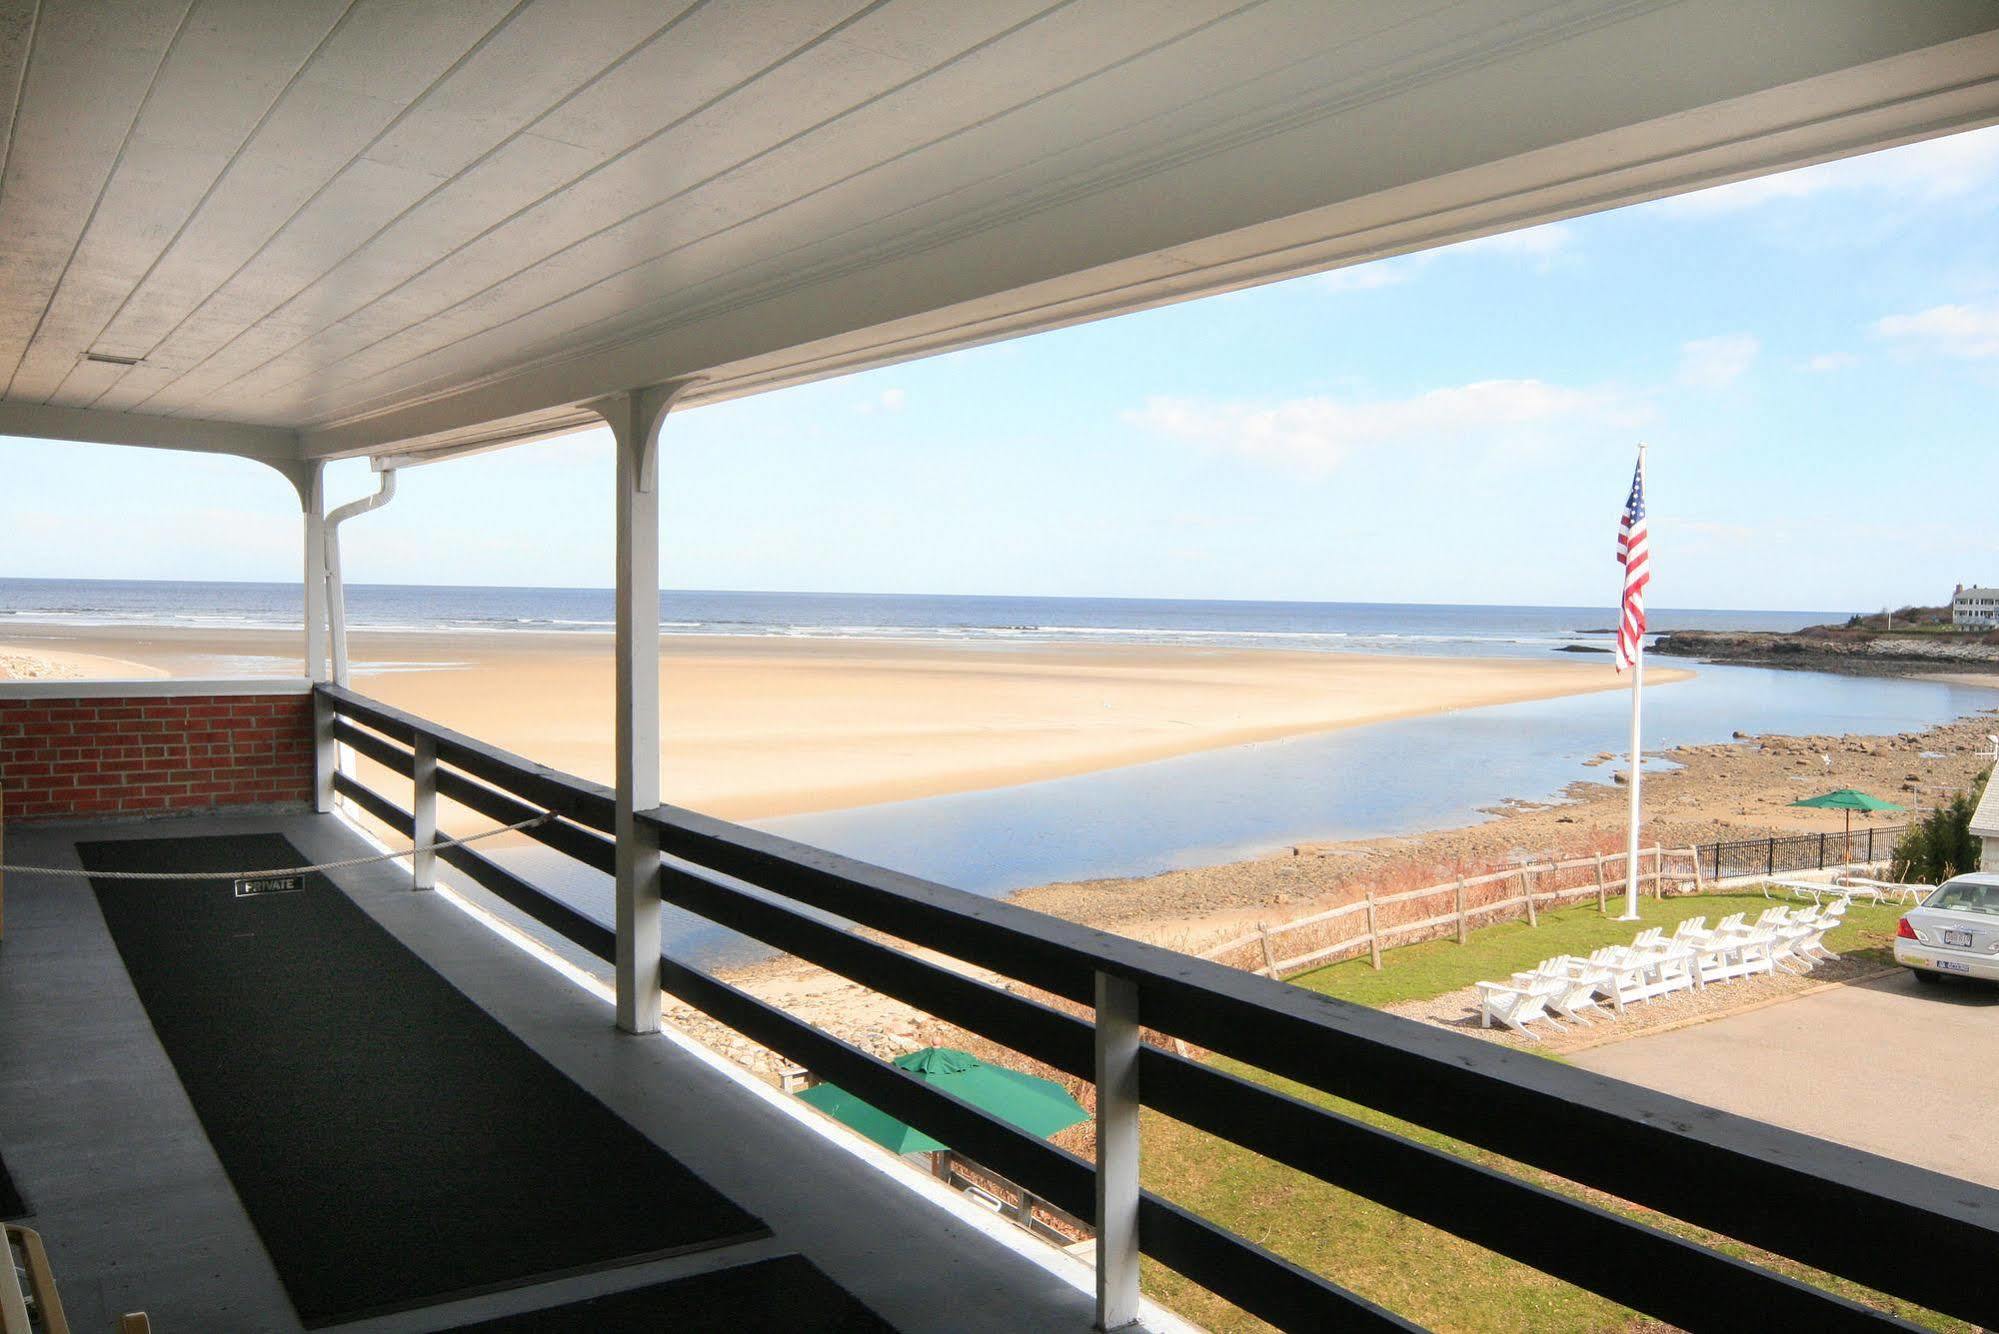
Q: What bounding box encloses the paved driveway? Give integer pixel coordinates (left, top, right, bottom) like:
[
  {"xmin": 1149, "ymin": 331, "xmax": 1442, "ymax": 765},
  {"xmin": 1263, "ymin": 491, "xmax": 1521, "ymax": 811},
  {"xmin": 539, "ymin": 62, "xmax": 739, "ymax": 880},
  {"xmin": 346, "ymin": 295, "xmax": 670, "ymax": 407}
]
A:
[{"xmin": 1573, "ymin": 970, "xmax": 1999, "ymax": 1189}]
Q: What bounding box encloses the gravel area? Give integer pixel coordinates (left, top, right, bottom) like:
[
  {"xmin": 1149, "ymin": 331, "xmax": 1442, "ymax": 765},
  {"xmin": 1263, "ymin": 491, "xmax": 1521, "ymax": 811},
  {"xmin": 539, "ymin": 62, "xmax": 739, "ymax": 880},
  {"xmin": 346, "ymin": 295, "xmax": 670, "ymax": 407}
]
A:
[{"xmin": 1390, "ymin": 956, "xmax": 1900, "ymax": 1055}]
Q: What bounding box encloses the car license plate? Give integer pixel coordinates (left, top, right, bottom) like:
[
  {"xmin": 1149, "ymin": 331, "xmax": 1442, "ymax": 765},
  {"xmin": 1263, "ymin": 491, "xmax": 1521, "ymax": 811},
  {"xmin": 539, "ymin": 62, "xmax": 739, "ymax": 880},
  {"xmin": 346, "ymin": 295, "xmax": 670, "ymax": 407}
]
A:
[
  {"xmin": 1936, "ymin": 959, "xmax": 1971, "ymax": 973},
  {"xmin": 1943, "ymin": 929, "xmax": 1974, "ymax": 948}
]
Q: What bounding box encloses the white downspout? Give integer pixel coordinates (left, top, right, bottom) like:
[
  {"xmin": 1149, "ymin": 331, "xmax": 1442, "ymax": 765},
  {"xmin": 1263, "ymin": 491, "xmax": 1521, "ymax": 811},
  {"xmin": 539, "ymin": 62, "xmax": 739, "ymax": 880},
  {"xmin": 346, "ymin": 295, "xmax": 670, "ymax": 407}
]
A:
[{"xmin": 324, "ymin": 467, "xmax": 397, "ymax": 688}]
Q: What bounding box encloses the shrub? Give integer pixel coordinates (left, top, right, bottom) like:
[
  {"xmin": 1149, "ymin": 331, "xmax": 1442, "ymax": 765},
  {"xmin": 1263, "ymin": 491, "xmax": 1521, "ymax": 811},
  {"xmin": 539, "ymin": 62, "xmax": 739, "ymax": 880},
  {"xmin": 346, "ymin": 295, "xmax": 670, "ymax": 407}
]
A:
[{"xmin": 1893, "ymin": 769, "xmax": 1988, "ymax": 882}]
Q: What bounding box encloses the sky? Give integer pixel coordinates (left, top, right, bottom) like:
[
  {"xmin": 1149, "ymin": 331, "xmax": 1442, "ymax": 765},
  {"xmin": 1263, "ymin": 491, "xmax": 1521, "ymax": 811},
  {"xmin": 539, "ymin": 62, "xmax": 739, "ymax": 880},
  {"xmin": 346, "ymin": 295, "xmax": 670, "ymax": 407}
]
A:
[{"xmin": 5, "ymin": 125, "xmax": 1999, "ymax": 613}]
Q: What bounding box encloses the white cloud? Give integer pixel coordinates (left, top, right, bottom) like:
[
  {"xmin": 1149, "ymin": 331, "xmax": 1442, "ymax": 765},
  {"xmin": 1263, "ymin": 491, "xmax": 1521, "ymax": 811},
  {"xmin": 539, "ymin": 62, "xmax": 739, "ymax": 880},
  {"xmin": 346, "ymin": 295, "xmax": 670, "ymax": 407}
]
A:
[
  {"xmin": 855, "ymin": 387, "xmax": 908, "ymax": 413},
  {"xmin": 1317, "ymin": 222, "xmax": 1575, "ymax": 294},
  {"xmin": 1317, "ymin": 256, "xmax": 1427, "ymax": 292},
  {"xmin": 1660, "ymin": 124, "xmax": 1999, "ymax": 216},
  {"xmin": 1126, "ymin": 378, "xmax": 1639, "ymax": 474},
  {"xmin": 1677, "ymin": 333, "xmax": 1760, "ymax": 388},
  {"xmin": 1875, "ymin": 301, "xmax": 1999, "ymax": 359},
  {"xmin": 1805, "ymin": 352, "xmax": 1858, "ymax": 373}
]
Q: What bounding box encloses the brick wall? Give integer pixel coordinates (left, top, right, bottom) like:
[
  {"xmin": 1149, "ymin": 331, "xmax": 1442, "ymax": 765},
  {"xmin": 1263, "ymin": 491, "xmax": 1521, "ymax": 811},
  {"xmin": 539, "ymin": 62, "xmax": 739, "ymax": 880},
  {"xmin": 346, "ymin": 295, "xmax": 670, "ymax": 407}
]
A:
[{"xmin": 0, "ymin": 693, "xmax": 314, "ymax": 822}]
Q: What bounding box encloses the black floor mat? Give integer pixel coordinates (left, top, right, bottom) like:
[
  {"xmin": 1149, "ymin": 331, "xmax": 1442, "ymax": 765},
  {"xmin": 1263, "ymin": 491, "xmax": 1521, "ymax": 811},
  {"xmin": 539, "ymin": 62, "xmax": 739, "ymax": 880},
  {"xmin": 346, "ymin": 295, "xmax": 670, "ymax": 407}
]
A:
[
  {"xmin": 81, "ymin": 833, "xmax": 768, "ymax": 1328},
  {"xmin": 439, "ymin": 1255, "xmax": 896, "ymax": 1332},
  {"xmin": 0, "ymin": 1151, "xmax": 25, "ymax": 1219}
]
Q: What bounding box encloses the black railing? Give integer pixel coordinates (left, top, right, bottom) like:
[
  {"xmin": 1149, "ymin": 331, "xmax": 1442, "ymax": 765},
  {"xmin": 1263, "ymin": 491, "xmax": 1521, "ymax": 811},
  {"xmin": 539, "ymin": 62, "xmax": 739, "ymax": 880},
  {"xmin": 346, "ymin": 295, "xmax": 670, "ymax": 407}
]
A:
[
  {"xmin": 1700, "ymin": 825, "xmax": 1909, "ymax": 882},
  {"xmin": 318, "ymin": 685, "xmax": 1998, "ymax": 1333}
]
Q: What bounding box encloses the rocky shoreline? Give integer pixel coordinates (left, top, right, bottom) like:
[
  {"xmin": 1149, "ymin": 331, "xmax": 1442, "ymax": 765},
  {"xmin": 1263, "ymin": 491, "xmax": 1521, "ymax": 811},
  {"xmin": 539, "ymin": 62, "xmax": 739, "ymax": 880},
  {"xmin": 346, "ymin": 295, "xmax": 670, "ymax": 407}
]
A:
[
  {"xmin": 1008, "ymin": 710, "xmax": 1999, "ymax": 949},
  {"xmin": 1652, "ymin": 628, "xmax": 1999, "ymax": 676}
]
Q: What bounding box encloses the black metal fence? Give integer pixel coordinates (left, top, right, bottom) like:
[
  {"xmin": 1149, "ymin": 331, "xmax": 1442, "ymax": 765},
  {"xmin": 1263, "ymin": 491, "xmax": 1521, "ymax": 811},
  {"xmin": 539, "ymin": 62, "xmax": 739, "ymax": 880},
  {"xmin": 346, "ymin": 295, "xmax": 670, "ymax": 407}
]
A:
[{"xmin": 1700, "ymin": 825, "xmax": 1908, "ymax": 883}]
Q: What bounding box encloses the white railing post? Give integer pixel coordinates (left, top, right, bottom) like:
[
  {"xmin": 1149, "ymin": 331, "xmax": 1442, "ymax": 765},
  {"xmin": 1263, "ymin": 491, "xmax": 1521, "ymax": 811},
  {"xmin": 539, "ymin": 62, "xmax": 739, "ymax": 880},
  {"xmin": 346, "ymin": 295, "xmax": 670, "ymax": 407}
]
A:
[
  {"xmin": 411, "ymin": 734, "xmax": 438, "ymax": 890},
  {"xmin": 1094, "ymin": 970, "xmax": 1141, "ymax": 1330}
]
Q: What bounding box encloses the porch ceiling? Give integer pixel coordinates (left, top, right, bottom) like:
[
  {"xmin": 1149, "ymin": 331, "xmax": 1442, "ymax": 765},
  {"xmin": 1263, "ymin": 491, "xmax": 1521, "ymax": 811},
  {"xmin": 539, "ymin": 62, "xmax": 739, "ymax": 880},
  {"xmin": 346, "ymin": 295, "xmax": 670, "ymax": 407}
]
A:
[{"xmin": 2, "ymin": 0, "xmax": 1998, "ymax": 465}]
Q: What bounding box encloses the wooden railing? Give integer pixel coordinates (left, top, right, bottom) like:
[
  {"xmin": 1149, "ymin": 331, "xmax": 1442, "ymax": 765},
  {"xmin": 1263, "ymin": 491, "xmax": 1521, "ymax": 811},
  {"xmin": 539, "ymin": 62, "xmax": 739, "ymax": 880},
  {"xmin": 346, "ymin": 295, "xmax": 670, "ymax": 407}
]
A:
[
  {"xmin": 1201, "ymin": 846, "xmax": 1703, "ymax": 979},
  {"xmin": 317, "ymin": 685, "xmax": 1999, "ymax": 1332}
]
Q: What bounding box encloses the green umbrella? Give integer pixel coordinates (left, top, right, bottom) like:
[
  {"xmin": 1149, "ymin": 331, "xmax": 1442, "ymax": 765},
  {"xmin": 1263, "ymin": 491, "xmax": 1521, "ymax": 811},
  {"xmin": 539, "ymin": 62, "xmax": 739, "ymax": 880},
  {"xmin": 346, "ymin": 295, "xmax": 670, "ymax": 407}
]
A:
[
  {"xmin": 1791, "ymin": 788, "xmax": 1906, "ymax": 864},
  {"xmin": 797, "ymin": 1047, "xmax": 1089, "ymax": 1156}
]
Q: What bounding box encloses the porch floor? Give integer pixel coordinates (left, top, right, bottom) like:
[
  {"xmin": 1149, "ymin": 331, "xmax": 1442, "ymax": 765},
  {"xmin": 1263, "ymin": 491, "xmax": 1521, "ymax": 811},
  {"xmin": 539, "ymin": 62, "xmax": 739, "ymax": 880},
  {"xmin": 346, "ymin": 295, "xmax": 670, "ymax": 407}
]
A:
[{"xmin": 0, "ymin": 810, "xmax": 1115, "ymax": 1333}]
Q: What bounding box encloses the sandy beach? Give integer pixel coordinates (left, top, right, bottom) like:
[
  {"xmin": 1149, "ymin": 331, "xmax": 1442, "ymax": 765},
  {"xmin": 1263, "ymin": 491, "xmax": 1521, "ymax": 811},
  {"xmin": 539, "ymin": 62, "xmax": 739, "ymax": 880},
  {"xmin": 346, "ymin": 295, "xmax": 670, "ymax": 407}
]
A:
[
  {"xmin": 0, "ymin": 623, "xmax": 1674, "ymax": 820},
  {"xmin": 0, "ymin": 643, "xmax": 167, "ymax": 681}
]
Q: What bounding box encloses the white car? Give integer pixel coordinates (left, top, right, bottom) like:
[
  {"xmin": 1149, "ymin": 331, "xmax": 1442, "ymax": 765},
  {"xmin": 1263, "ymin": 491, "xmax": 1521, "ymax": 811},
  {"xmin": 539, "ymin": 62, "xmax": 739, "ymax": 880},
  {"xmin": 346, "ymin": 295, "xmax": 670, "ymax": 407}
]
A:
[{"xmin": 1895, "ymin": 872, "xmax": 1999, "ymax": 984}]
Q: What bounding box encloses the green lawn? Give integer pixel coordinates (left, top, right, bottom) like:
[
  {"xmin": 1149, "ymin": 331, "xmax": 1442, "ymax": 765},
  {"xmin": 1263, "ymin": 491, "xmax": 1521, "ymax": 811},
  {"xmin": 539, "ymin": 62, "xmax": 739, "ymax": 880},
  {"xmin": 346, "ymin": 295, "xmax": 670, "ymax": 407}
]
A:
[
  {"xmin": 1289, "ymin": 890, "xmax": 1904, "ymax": 1009},
  {"xmin": 1136, "ymin": 888, "xmax": 1949, "ymax": 1333}
]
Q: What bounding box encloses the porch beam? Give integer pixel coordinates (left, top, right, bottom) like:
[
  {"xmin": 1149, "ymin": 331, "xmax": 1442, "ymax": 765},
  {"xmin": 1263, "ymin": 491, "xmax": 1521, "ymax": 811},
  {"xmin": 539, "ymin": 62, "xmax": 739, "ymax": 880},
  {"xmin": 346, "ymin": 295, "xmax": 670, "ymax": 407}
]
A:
[{"xmin": 590, "ymin": 381, "xmax": 699, "ymax": 1034}]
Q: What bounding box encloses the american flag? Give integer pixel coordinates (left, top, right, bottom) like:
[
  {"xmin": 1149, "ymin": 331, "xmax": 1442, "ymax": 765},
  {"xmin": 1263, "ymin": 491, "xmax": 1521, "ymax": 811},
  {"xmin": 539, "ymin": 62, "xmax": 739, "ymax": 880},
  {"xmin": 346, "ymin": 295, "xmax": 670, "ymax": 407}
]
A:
[{"xmin": 1614, "ymin": 454, "xmax": 1649, "ymax": 672}]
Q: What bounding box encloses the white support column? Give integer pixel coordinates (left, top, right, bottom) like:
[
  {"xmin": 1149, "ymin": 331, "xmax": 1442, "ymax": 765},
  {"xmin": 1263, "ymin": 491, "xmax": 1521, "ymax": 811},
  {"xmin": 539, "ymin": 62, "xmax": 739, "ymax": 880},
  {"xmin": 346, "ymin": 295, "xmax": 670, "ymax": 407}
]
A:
[
  {"xmin": 1094, "ymin": 970, "xmax": 1142, "ymax": 1331},
  {"xmin": 411, "ymin": 734, "xmax": 438, "ymax": 891},
  {"xmin": 302, "ymin": 461, "xmax": 328, "ymax": 682},
  {"xmin": 301, "ymin": 462, "xmax": 335, "ymax": 812},
  {"xmin": 591, "ymin": 382, "xmax": 697, "ymax": 1035}
]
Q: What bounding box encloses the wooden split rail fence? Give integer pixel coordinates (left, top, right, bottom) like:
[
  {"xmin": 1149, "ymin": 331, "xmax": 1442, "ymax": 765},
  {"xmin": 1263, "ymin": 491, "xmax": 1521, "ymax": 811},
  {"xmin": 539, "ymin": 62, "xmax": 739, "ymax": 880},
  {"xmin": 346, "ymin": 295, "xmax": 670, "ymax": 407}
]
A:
[{"xmin": 1201, "ymin": 845, "xmax": 1705, "ymax": 980}]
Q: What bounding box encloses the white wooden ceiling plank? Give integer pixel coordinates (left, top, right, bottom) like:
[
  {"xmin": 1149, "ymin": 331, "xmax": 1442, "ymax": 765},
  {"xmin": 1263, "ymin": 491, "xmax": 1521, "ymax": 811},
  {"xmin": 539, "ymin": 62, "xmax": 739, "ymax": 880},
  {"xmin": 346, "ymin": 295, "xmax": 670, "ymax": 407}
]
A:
[
  {"xmin": 288, "ymin": 0, "xmax": 1999, "ymax": 432},
  {"xmin": 0, "ymin": 0, "xmax": 192, "ymax": 387},
  {"xmin": 81, "ymin": 360, "xmax": 177, "ymax": 408},
  {"xmin": 43, "ymin": 355, "xmax": 138, "ymax": 407},
  {"xmin": 11, "ymin": 0, "xmax": 351, "ymax": 402},
  {"xmin": 20, "ymin": 135, "xmax": 234, "ymax": 400},
  {"xmin": 526, "ymin": 0, "xmax": 878, "ymax": 154},
  {"xmin": 0, "ymin": 1, "xmax": 37, "ymax": 174},
  {"xmin": 206, "ymin": 0, "xmax": 1164, "ymax": 416},
  {"xmin": 81, "ymin": 0, "xmax": 516, "ymax": 381},
  {"xmin": 146, "ymin": 156, "xmax": 464, "ymax": 370},
  {"xmin": 235, "ymin": 0, "xmax": 1305, "ymax": 418},
  {"xmin": 122, "ymin": 0, "xmax": 681, "ymax": 386},
  {"xmin": 127, "ymin": 0, "xmax": 873, "ymax": 415},
  {"xmin": 143, "ymin": 132, "xmax": 607, "ymax": 401},
  {"xmin": 363, "ymin": 0, "xmax": 692, "ymax": 178},
  {"xmin": 285, "ymin": 21, "xmax": 921, "ymax": 361}
]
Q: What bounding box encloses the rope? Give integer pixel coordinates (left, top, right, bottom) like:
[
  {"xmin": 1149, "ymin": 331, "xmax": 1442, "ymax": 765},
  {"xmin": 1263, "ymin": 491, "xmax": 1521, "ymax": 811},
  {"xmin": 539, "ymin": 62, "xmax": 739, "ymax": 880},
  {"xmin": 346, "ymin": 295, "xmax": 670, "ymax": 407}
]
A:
[{"xmin": 0, "ymin": 812, "xmax": 555, "ymax": 880}]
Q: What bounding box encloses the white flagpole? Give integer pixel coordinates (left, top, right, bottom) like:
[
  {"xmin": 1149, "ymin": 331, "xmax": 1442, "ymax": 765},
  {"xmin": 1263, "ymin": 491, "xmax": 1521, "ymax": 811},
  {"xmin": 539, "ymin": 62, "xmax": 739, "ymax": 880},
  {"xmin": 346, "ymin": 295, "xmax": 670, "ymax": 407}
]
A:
[{"xmin": 1619, "ymin": 444, "xmax": 1647, "ymax": 920}]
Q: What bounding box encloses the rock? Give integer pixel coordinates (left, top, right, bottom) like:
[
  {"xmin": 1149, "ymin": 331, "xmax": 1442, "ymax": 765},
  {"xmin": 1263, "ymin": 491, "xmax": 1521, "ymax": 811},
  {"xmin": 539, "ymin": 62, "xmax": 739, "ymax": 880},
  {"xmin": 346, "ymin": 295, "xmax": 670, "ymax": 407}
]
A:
[
  {"xmin": 1732, "ymin": 730, "xmax": 1749, "ymax": 740},
  {"xmin": 1612, "ymin": 772, "xmax": 1627, "ymax": 785}
]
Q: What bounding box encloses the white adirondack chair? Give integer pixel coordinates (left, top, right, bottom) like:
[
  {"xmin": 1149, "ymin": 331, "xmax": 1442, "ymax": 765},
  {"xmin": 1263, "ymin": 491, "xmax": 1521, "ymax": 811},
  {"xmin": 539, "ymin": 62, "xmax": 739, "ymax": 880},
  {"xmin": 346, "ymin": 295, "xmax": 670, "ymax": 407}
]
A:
[
  {"xmin": 1789, "ymin": 901, "xmax": 1844, "ymax": 962},
  {"xmin": 1537, "ymin": 960, "xmax": 1610, "ymax": 1025},
  {"xmin": 1476, "ymin": 976, "xmax": 1566, "ymax": 1039},
  {"xmin": 1593, "ymin": 943, "xmax": 1691, "ymax": 1005},
  {"xmin": 1640, "ymin": 941, "xmax": 1699, "ymax": 996},
  {"xmin": 1567, "ymin": 949, "xmax": 1633, "ymax": 1013}
]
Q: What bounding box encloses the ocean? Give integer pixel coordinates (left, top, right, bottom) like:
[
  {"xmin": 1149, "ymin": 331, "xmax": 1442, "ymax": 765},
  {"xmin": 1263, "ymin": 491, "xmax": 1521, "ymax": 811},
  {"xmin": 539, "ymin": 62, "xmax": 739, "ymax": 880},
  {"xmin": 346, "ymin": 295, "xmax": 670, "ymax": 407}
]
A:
[{"xmin": 0, "ymin": 577, "xmax": 1836, "ymax": 658}]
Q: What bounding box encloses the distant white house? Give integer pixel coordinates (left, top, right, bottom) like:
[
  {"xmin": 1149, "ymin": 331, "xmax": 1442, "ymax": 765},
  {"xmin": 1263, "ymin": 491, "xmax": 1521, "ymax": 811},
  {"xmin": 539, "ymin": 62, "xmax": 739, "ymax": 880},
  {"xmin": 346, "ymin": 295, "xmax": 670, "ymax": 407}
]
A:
[{"xmin": 1952, "ymin": 585, "xmax": 1999, "ymax": 627}]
